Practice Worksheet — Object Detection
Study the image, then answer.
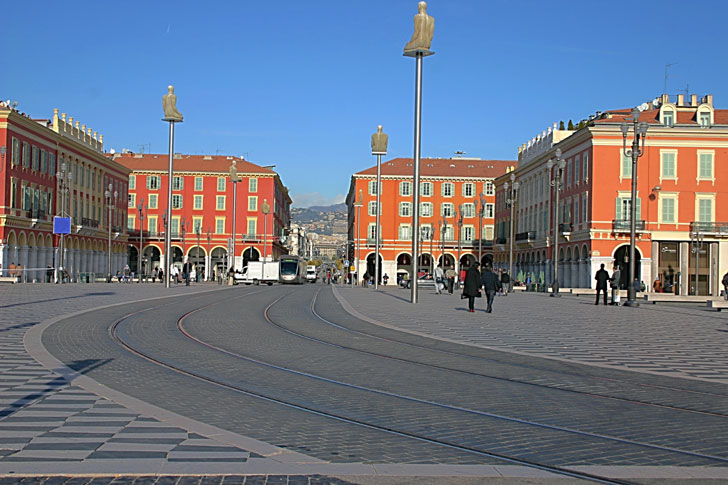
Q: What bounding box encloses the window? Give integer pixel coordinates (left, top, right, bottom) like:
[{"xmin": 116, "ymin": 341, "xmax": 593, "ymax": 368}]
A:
[
  {"xmin": 485, "ymin": 226, "xmax": 494, "ymax": 240},
  {"xmin": 615, "ymin": 195, "xmax": 641, "ymax": 220},
  {"xmin": 172, "ymin": 194, "xmax": 183, "ymax": 209},
  {"xmin": 462, "ymin": 203, "xmax": 475, "ymax": 218},
  {"xmin": 128, "ymin": 193, "xmax": 136, "ymax": 208},
  {"xmin": 660, "ymin": 196, "xmax": 676, "ymax": 223},
  {"xmin": 172, "ymin": 176, "xmax": 184, "ymax": 190},
  {"xmin": 663, "ymin": 109, "xmax": 674, "ymax": 127},
  {"xmin": 485, "ymin": 181, "xmax": 494, "ymax": 196},
  {"xmin": 247, "ymin": 218, "xmax": 256, "ymax": 237},
  {"xmin": 148, "ymin": 216, "xmax": 157, "ymax": 236},
  {"xmin": 146, "ymin": 175, "xmax": 161, "ymax": 189},
  {"xmin": 698, "ymin": 152, "xmax": 714, "ymax": 180},
  {"xmin": 621, "ymin": 153, "xmax": 632, "ymax": 178},
  {"xmin": 485, "ymin": 203, "xmax": 494, "ymax": 218},
  {"xmin": 574, "ymin": 155, "xmax": 580, "ymax": 183},
  {"xmin": 216, "ymin": 196, "xmax": 226, "ymax": 210},
  {"xmin": 420, "ymin": 202, "xmax": 433, "ymax": 217},
  {"xmin": 398, "ymin": 224, "xmax": 411, "ymax": 240},
  {"xmin": 583, "ymin": 153, "xmax": 589, "ymax": 181},
  {"xmin": 368, "ymin": 180, "xmax": 380, "ymax": 195},
  {"xmin": 148, "ymin": 194, "xmax": 158, "ymax": 209},
  {"xmin": 129, "ymin": 175, "xmax": 136, "ymax": 190},
  {"xmin": 31, "ymin": 146, "xmax": 39, "ymax": 171},
  {"xmin": 399, "ymin": 202, "xmax": 411, "ymax": 217},
  {"xmin": 399, "ymin": 181, "xmax": 412, "ymax": 196},
  {"xmin": 127, "ymin": 215, "xmax": 135, "ymax": 231},
  {"xmin": 660, "ymin": 151, "xmax": 677, "ymax": 179},
  {"xmin": 367, "ymin": 201, "xmax": 379, "ymax": 216},
  {"xmin": 368, "ymin": 224, "xmax": 377, "ymax": 240},
  {"xmin": 582, "ymin": 194, "xmax": 588, "ymax": 223},
  {"xmin": 11, "ymin": 137, "xmax": 19, "ymax": 165},
  {"xmin": 441, "ymin": 182, "xmax": 453, "ymax": 197},
  {"xmin": 421, "ymin": 182, "xmax": 432, "ymax": 196},
  {"xmin": 248, "ymin": 196, "xmax": 258, "ymax": 211},
  {"xmin": 193, "ymin": 177, "xmax": 203, "ymax": 191},
  {"xmin": 462, "ymin": 183, "xmax": 475, "ymax": 197},
  {"xmin": 443, "ymin": 226, "xmax": 454, "ymax": 241},
  {"xmin": 194, "ymin": 195, "xmax": 203, "ymax": 210},
  {"xmin": 699, "ymin": 111, "xmax": 711, "ymax": 128},
  {"xmin": 22, "ymin": 142, "xmax": 29, "ymax": 168},
  {"xmin": 216, "ymin": 218, "xmax": 225, "ymax": 234},
  {"xmin": 170, "ymin": 217, "xmax": 180, "ymax": 237},
  {"xmin": 40, "ymin": 150, "xmax": 47, "ymax": 174},
  {"xmin": 462, "ymin": 226, "xmax": 474, "ymax": 242},
  {"xmin": 697, "ymin": 197, "xmax": 713, "ymax": 222},
  {"xmin": 217, "ymin": 177, "xmax": 226, "ymax": 191},
  {"xmin": 441, "ymin": 203, "xmax": 453, "ymax": 217},
  {"xmin": 193, "ymin": 217, "xmax": 203, "ymax": 232},
  {"xmin": 249, "ymin": 178, "xmax": 258, "ymax": 192}
]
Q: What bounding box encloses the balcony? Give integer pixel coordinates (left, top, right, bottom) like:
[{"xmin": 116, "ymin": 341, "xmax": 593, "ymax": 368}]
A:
[
  {"xmin": 558, "ymin": 222, "xmax": 573, "ymax": 233},
  {"xmin": 495, "ymin": 237, "xmax": 507, "ymax": 245},
  {"xmin": 690, "ymin": 221, "xmax": 728, "ymax": 236},
  {"xmin": 515, "ymin": 231, "xmax": 536, "ymax": 242},
  {"xmin": 81, "ymin": 217, "xmax": 100, "ymax": 229},
  {"xmin": 612, "ymin": 219, "xmax": 646, "ymax": 232}
]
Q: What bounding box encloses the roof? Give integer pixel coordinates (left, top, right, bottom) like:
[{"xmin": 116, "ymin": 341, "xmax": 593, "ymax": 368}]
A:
[
  {"xmin": 355, "ymin": 158, "xmax": 516, "ymax": 178},
  {"xmin": 113, "ymin": 153, "xmax": 276, "ymax": 175},
  {"xmin": 594, "ymin": 107, "xmax": 728, "ymax": 125}
]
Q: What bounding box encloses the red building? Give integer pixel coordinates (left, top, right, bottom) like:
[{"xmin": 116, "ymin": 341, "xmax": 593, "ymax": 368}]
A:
[
  {"xmin": 114, "ymin": 153, "xmax": 291, "ymax": 279},
  {"xmin": 0, "ymin": 103, "xmax": 130, "ymax": 282}
]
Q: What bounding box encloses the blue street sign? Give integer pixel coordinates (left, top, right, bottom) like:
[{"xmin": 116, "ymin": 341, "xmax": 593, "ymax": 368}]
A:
[{"xmin": 53, "ymin": 216, "xmax": 71, "ymax": 235}]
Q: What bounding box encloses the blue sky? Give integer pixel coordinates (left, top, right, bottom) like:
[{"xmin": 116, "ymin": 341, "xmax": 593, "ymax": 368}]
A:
[{"xmin": 4, "ymin": 1, "xmax": 727, "ymax": 207}]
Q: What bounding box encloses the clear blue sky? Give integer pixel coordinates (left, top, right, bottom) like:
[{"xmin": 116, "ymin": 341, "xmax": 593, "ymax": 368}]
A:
[{"xmin": 4, "ymin": 1, "xmax": 727, "ymax": 207}]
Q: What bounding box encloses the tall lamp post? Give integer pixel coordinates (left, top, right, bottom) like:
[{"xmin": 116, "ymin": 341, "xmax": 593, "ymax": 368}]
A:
[
  {"xmin": 262, "ymin": 199, "xmax": 271, "ymax": 277},
  {"xmin": 477, "ymin": 192, "xmax": 485, "ymax": 267},
  {"xmin": 56, "ymin": 161, "xmax": 72, "ymax": 283},
  {"xmin": 371, "ymin": 125, "xmax": 388, "ymax": 290},
  {"xmin": 440, "ymin": 217, "xmax": 448, "ymax": 268},
  {"xmin": 456, "ymin": 204, "xmax": 463, "ymax": 288},
  {"xmin": 546, "ymin": 149, "xmax": 565, "ymax": 297},
  {"xmin": 353, "ymin": 190, "xmax": 363, "ymax": 287},
  {"xmin": 206, "ymin": 228, "xmax": 211, "ymax": 281},
  {"xmin": 229, "ymin": 161, "xmax": 241, "ymax": 272},
  {"xmin": 621, "ymin": 107, "xmax": 648, "ymax": 306},
  {"xmin": 404, "ymin": 1, "xmax": 434, "ymax": 304},
  {"xmin": 137, "ymin": 198, "xmax": 146, "ymax": 282},
  {"xmin": 104, "ymin": 183, "xmax": 118, "ymax": 283},
  {"xmin": 195, "ymin": 225, "xmax": 202, "ymax": 282},
  {"xmin": 691, "ymin": 231, "xmax": 704, "ymax": 296},
  {"xmin": 162, "ymin": 85, "xmax": 183, "ymax": 289},
  {"xmin": 504, "ymin": 173, "xmax": 520, "ymax": 288}
]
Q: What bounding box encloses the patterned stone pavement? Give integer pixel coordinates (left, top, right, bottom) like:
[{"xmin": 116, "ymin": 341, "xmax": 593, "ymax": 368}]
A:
[{"xmin": 332, "ymin": 285, "xmax": 728, "ymax": 383}]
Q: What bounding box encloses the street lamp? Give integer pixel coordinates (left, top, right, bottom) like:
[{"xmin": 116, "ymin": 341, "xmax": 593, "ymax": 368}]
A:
[
  {"xmin": 456, "ymin": 204, "xmax": 463, "ymax": 288},
  {"xmin": 477, "ymin": 192, "xmax": 485, "ymax": 267},
  {"xmin": 104, "ymin": 183, "xmax": 118, "ymax": 283},
  {"xmin": 262, "ymin": 198, "xmax": 271, "ymax": 277},
  {"xmin": 55, "ymin": 160, "xmax": 72, "ymax": 283},
  {"xmin": 137, "ymin": 198, "xmax": 146, "ymax": 282},
  {"xmin": 404, "ymin": 2, "xmax": 434, "ymax": 304},
  {"xmin": 353, "ymin": 190, "xmax": 363, "ymax": 287},
  {"xmin": 229, "ymin": 160, "xmax": 241, "ymax": 272},
  {"xmin": 195, "ymin": 224, "xmax": 202, "ymax": 282},
  {"xmin": 162, "ymin": 84, "xmax": 183, "ymax": 289},
  {"xmin": 620, "ymin": 107, "xmax": 648, "ymax": 306},
  {"xmin": 371, "ymin": 125, "xmax": 388, "ymax": 290},
  {"xmin": 206, "ymin": 228, "xmax": 211, "ymax": 281},
  {"xmin": 546, "ymin": 149, "xmax": 566, "ymax": 297},
  {"xmin": 503, "ymin": 173, "xmax": 520, "ymax": 291},
  {"xmin": 691, "ymin": 231, "xmax": 704, "ymax": 296},
  {"xmin": 440, "ymin": 217, "xmax": 448, "ymax": 269}
]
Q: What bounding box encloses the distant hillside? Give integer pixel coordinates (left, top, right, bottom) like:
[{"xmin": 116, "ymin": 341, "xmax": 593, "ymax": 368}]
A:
[
  {"xmin": 303, "ymin": 203, "xmax": 346, "ymax": 213},
  {"xmin": 291, "ymin": 203, "xmax": 347, "ymax": 236}
]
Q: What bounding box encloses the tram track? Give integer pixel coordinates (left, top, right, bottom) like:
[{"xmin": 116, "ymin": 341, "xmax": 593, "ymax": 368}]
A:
[{"xmin": 102, "ymin": 285, "xmax": 728, "ymax": 484}]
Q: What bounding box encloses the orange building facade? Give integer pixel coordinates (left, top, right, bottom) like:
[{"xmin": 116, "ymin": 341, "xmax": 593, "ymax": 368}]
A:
[
  {"xmin": 0, "ymin": 104, "xmax": 130, "ymax": 282},
  {"xmin": 346, "ymin": 157, "xmax": 515, "ymax": 283},
  {"xmin": 494, "ymin": 93, "xmax": 728, "ymax": 296},
  {"xmin": 115, "ymin": 153, "xmax": 291, "ymax": 280}
]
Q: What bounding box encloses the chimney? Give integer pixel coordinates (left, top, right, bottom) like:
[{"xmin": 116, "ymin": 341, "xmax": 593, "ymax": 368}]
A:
[
  {"xmin": 661, "ymin": 93, "xmax": 670, "ymax": 104},
  {"xmin": 677, "ymin": 94, "xmax": 684, "ymax": 106},
  {"xmin": 706, "ymin": 94, "xmax": 713, "ymax": 106},
  {"xmin": 690, "ymin": 94, "xmax": 698, "ymax": 106}
]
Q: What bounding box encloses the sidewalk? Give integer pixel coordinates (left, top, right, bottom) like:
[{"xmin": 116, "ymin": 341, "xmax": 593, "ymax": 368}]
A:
[{"xmin": 332, "ymin": 284, "xmax": 728, "ymax": 384}]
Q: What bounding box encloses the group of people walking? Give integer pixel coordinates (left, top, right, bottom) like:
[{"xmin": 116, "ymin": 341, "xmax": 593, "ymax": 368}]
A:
[{"xmin": 460, "ymin": 262, "xmax": 503, "ymax": 313}]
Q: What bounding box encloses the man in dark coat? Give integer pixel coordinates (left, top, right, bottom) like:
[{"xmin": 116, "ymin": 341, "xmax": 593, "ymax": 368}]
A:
[
  {"xmin": 480, "ymin": 263, "xmax": 502, "ymax": 313},
  {"xmin": 462, "ymin": 263, "xmax": 482, "ymax": 312},
  {"xmin": 594, "ymin": 263, "xmax": 609, "ymax": 305}
]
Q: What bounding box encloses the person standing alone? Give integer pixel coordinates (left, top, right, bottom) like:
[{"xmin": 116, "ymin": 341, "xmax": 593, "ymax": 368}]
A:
[
  {"xmin": 480, "ymin": 263, "xmax": 502, "ymax": 313},
  {"xmin": 461, "ymin": 262, "xmax": 481, "ymax": 312},
  {"xmin": 594, "ymin": 264, "xmax": 609, "ymax": 305}
]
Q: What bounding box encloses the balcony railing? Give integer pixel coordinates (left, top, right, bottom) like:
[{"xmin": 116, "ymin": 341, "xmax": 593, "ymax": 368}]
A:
[
  {"xmin": 559, "ymin": 222, "xmax": 573, "ymax": 233},
  {"xmin": 515, "ymin": 231, "xmax": 536, "ymax": 242},
  {"xmin": 690, "ymin": 221, "xmax": 728, "ymax": 235},
  {"xmin": 496, "ymin": 237, "xmax": 507, "ymax": 245},
  {"xmin": 81, "ymin": 217, "xmax": 100, "ymax": 228},
  {"xmin": 612, "ymin": 219, "xmax": 645, "ymax": 232}
]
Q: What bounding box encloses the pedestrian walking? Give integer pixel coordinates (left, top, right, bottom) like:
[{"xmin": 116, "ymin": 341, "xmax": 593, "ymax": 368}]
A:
[
  {"xmin": 182, "ymin": 258, "xmax": 192, "ymax": 286},
  {"xmin": 723, "ymin": 271, "xmax": 728, "ymax": 300},
  {"xmin": 594, "ymin": 263, "xmax": 609, "ymax": 305},
  {"xmin": 500, "ymin": 270, "xmax": 510, "ymax": 296},
  {"xmin": 610, "ymin": 265, "xmax": 622, "ymax": 305},
  {"xmin": 461, "ymin": 262, "xmax": 481, "ymax": 312},
  {"xmin": 434, "ymin": 264, "xmax": 444, "ymax": 294},
  {"xmin": 480, "ymin": 263, "xmax": 502, "ymax": 313},
  {"xmin": 445, "ymin": 266, "xmax": 456, "ymax": 294}
]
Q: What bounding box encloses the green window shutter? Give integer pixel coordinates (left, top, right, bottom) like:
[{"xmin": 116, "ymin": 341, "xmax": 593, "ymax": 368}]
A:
[
  {"xmin": 636, "ymin": 197, "xmax": 641, "ymax": 220},
  {"xmin": 615, "ymin": 197, "xmax": 622, "ymax": 220}
]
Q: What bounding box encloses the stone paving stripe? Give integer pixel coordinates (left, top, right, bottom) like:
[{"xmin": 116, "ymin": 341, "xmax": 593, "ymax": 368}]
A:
[{"xmin": 86, "ymin": 451, "xmax": 168, "ymax": 460}]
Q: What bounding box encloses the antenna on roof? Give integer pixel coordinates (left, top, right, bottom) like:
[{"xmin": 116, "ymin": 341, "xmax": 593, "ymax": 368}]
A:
[{"xmin": 454, "ymin": 151, "xmax": 466, "ymax": 158}]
